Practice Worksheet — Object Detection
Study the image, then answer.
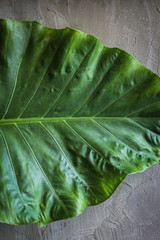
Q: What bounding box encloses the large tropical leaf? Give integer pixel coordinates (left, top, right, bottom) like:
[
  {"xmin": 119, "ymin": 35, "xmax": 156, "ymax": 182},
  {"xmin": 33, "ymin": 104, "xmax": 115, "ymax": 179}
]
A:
[{"xmin": 0, "ymin": 19, "xmax": 159, "ymax": 227}]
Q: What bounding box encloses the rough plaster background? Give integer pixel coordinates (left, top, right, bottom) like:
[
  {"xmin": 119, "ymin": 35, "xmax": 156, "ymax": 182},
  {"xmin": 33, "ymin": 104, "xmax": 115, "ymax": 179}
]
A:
[{"xmin": 0, "ymin": 0, "xmax": 160, "ymax": 239}]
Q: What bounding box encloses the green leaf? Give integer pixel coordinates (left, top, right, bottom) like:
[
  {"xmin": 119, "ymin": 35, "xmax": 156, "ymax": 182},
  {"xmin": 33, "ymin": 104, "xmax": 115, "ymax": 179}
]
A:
[{"xmin": 0, "ymin": 19, "xmax": 159, "ymax": 227}]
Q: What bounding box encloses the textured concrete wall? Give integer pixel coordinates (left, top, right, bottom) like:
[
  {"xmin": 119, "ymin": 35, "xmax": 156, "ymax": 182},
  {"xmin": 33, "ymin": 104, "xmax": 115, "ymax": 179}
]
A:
[{"xmin": 0, "ymin": 0, "xmax": 160, "ymax": 239}]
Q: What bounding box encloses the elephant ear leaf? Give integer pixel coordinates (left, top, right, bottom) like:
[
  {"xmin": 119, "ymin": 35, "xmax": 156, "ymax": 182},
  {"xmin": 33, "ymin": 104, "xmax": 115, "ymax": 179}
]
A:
[{"xmin": 0, "ymin": 19, "xmax": 159, "ymax": 227}]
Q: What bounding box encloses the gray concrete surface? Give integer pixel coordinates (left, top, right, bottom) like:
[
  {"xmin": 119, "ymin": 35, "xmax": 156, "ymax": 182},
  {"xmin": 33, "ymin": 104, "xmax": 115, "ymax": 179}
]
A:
[{"xmin": 0, "ymin": 0, "xmax": 160, "ymax": 239}]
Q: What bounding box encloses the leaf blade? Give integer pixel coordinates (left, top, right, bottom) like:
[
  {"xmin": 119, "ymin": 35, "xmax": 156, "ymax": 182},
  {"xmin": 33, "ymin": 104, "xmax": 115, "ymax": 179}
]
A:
[{"xmin": 0, "ymin": 19, "xmax": 159, "ymax": 226}]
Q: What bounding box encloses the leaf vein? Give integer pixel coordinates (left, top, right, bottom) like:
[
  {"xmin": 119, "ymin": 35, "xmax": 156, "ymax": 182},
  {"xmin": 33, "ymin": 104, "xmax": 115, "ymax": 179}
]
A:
[
  {"xmin": 96, "ymin": 72, "xmax": 152, "ymax": 116},
  {"xmin": 91, "ymin": 119, "xmax": 137, "ymax": 152},
  {"xmin": 0, "ymin": 129, "xmax": 28, "ymax": 208},
  {"xmin": 126, "ymin": 101, "xmax": 160, "ymax": 117},
  {"xmin": 71, "ymin": 50, "xmax": 121, "ymax": 116},
  {"xmin": 14, "ymin": 124, "xmax": 69, "ymax": 215},
  {"xmin": 39, "ymin": 122, "xmax": 97, "ymax": 200},
  {"xmin": 42, "ymin": 40, "xmax": 96, "ymax": 117},
  {"xmin": 129, "ymin": 118, "xmax": 160, "ymax": 136},
  {"xmin": 2, "ymin": 23, "xmax": 33, "ymax": 119},
  {"xmin": 63, "ymin": 120, "xmax": 112, "ymax": 166},
  {"xmin": 17, "ymin": 31, "xmax": 65, "ymax": 118}
]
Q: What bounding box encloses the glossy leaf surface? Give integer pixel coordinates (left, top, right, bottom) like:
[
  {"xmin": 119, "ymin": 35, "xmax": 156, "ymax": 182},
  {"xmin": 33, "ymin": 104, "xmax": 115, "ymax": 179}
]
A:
[{"xmin": 0, "ymin": 19, "xmax": 160, "ymax": 226}]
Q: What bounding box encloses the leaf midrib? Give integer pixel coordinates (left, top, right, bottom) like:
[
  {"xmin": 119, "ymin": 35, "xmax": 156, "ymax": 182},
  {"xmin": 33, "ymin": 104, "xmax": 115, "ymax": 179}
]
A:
[{"xmin": 0, "ymin": 116, "xmax": 156, "ymax": 126}]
